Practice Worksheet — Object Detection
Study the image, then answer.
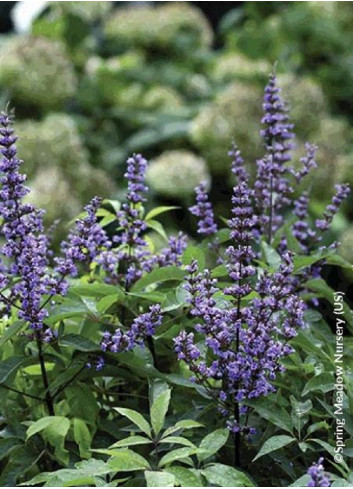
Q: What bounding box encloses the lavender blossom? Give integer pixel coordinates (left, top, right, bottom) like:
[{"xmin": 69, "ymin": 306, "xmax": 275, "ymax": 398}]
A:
[
  {"xmin": 316, "ymin": 184, "xmax": 350, "ymax": 232},
  {"xmin": 143, "ymin": 232, "xmax": 187, "ymax": 271},
  {"xmin": 225, "ymin": 180, "xmax": 257, "ymax": 298},
  {"xmin": 0, "ymin": 111, "xmax": 62, "ymax": 330},
  {"xmin": 111, "ymin": 154, "xmax": 149, "ymax": 287},
  {"xmin": 292, "ymin": 192, "xmax": 316, "ymax": 252},
  {"xmin": 292, "ymin": 143, "xmax": 317, "ymax": 183},
  {"xmin": 101, "ymin": 304, "xmax": 162, "ymax": 353},
  {"xmin": 56, "ymin": 197, "xmax": 111, "ymax": 277},
  {"xmin": 229, "ymin": 143, "xmax": 249, "ymax": 184},
  {"xmin": 189, "ymin": 182, "xmax": 217, "ymax": 236},
  {"xmin": 307, "ymin": 458, "xmax": 330, "ymax": 487},
  {"xmin": 256, "ymin": 73, "xmax": 295, "ymax": 239},
  {"xmin": 174, "ymin": 254, "xmax": 305, "ymax": 433}
]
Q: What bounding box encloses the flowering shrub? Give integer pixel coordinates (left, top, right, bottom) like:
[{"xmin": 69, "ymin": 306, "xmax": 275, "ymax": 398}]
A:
[{"xmin": 0, "ymin": 74, "xmax": 352, "ymax": 487}]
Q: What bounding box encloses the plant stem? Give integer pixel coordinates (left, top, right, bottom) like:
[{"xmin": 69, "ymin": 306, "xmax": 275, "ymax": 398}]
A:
[
  {"xmin": 52, "ymin": 363, "xmax": 87, "ymax": 400},
  {"xmin": 35, "ymin": 331, "xmax": 54, "ymax": 415},
  {"xmin": 147, "ymin": 335, "xmax": 158, "ymax": 368},
  {"xmin": 268, "ymin": 173, "xmax": 274, "ymax": 244},
  {"xmin": 0, "ymin": 383, "xmax": 43, "ymax": 401}
]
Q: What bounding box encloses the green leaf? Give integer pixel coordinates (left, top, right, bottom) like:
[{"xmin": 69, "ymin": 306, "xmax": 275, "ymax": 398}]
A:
[
  {"xmin": 66, "ymin": 385, "xmax": 99, "ymax": 422},
  {"xmin": 146, "ymin": 219, "xmax": 168, "ymax": 241},
  {"xmin": 289, "ymin": 475, "xmax": 311, "ymax": 487},
  {"xmin": 0, "ymin": 356, "xmax": 23, "ymax": 384},
  {"xmin": 145, "ymin": 206, "xmax": 179, "ymax": 221},
  {"xmin": 305, "ymin": 279, "xmax": 353, "ymax": 332},
  {"xmin": 202, "ymin": 464, "xmax": 254, "ymax": 487},
  {"xmin": 293, "ymin": 253, "xmax": 330, "ymax": 272},
  {"xmin": 307, "ymin": 421, "xmax": 330, "ymax": 436},
  {"xmin": 0, "ymin": 321, "xmax": 25, "ymax": 347},
  {"xmin": 158, "ymin": 447, "xmax": 194, "ymax": 468},
  {"xmin": 73, "ymin": 419, "xmax": 91, "ymax": 459},
  {"xmin": 159, "ymin": 436, "xmax": 196, "ymax": 448},
  {"xmin": 325, "ymin": 253, "xmax": 353, "ymax": 271},
  {"xmin": 151, "ymin": 389, "xmax": 171, "ymax": 437},
  {"xmin": 26, "ymin": 416, "xmax": 69, "ymax": 440},
  {"xmin": 60, "ymin": 334, "xmax": 99, "ymax": 352},
  {"xmin": 107, "ymin": 449, "xmax": 150, "ymax": 471},
  {"xmin": 175, "ymin": 420, "xmax": 204, "ymax": 430},
  {"xmin": 22, "ymin": 363, "xmax": 55, "ymax": 376},
  {"xmin": 197, "ymin": 428, "xmax": 229, "ymax": 462},
  {"xmin": 165, "ymin": 467, "xmax": 202, "ymax": 487},
  {"xmin": 252, "ymin": 435, "xmax": 295, "ymax": 461},
  {"xmin": 27, "ymin": 416, "xmax": 70, "ymax": 465},
  {"xmin": 0, "ymin": 438, "xmax": 21, "ymax": 461},
  {"xmin": 115, "ymin": 408, "xmax": 152, "ymax": 438},
  {"xmin": 97, "ymin": 294, "xmax": 123, "ymax": 314},
  {"xmin": 70, "ymin": 283, "xmax": 120, "ymax": 298},
  {"xmin": 302, "ymin": 373, "xmax": 335, "ymax": 396},
  {"xmin": 1, "ymin": 445, "xmax": 42, "ymax": 486},
  {"xmin": 212, "ymin": 264, "xmax": 228, "ymax": 278},
  {"xmin": 246, "ymin": 398, "xmax": 293, "ymax": 434},
  {"xmin": 110, "ymin": 436, "xmax": 153, "ymax": 449},
  {"xmin": 162, "ymin": 419, "xmax": 204, "ymax": 438},
  {"xmin": 45, "ymin": 299, "xmax": 89, "ymax": 324},
  {"xmin": 261, "ymin": 241, "xmax": 281, "ymax": 269},
  {"xmin": 132, "ymin": 266, "xmax": 185, "ymax": 292},
  {"xmin": 145, "ymin": 471, "xmax": 175, "ymax": 487},
  {"xmin": 22, "ymin": 459, "xmax": 112, "ymax": 486},
  {"xmin": 182, "ymin": 246, "xmax": 206, "ymax": 270}
]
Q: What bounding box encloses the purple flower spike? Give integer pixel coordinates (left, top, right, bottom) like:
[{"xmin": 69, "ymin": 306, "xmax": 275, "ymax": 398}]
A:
[
  {"xmin": 189, "ymin": 182, "xmax": 218, "ymax": 236},
  {"xmin": 56, "ymin": 197, "xmax": 111, "ymax": 277},
  {"xmin": 307, "ymin": 458, "xmax": 331, "ymax": 487},
  {"xmin": 0, "ymin": 110, "xmax": 66, "ymax": 331},
  {"xmin": 101, "ymin": 304, "xmax": 163, "ymax": 354},
  {"xmin": 316, "ymin": 183, "xmax": 350, "ymax": 232}
]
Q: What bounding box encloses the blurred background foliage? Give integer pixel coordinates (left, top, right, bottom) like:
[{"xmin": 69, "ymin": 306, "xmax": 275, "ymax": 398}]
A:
[{"xmin": 0, "ymin": 1, "xmax": 352, "ymax": 265}]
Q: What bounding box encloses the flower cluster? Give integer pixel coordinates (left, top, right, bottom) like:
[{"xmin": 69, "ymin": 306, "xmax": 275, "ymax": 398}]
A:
[
  {"xmin": 316, "ymin": 183, "xmax": 350, "ymax": 232},
  {"xmin": 174, "ymin": 254, "xmax": 305, "ymax": 433},
  {"xmin": 189, "ymin": 182, "xmax": 217, "ymax": 236},
  {"xmin": 56, "ymin": 197, "xmax": 111, "ymax": 277},
  {"xmin": 101, "ymin": 305, "xmax": 163, "ymax": 353},
  {"xmin": 255, "ymin": 72, "xmax": 295, "ymax": 239},
  {"xmin": 97, "ymin": 154, "xmax": 187, "ymax": 288},
  {"xmin": 180, "ymin": 72, "xmax": 350, "ymax": 435},
  {"xmin": 307, "ymin": 458, "xmax": 331, "ymax": 487},
  {"xmin": 0, "ymin": 111, "xmax": 66, "ymax": 331}
]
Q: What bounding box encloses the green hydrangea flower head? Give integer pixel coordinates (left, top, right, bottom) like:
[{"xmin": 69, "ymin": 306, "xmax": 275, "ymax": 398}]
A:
[
  {"xmin": 213, "ymin": 53, "xmax": 271, "ymax": 84},
  {"xmin": 190, "ymin": 82, "xmax": 263, "ymax": 174},
  {"xmin": 49, "ymin": 1, "xmax": 112, "ymax": 22},
  {"xmin": 104, "ymin": 3, "xmax": 213, "ymax": 53},
  {"xmin": 146, "ymin": 150, "xmax": 210, "ymax": 199},
  {"xmin": 0, "ymin": 36, "xmax": 77, "ymax": 110},
  {"xmin": 143, "ymin": 86, "xmax": 184, "ymax": 111}
]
